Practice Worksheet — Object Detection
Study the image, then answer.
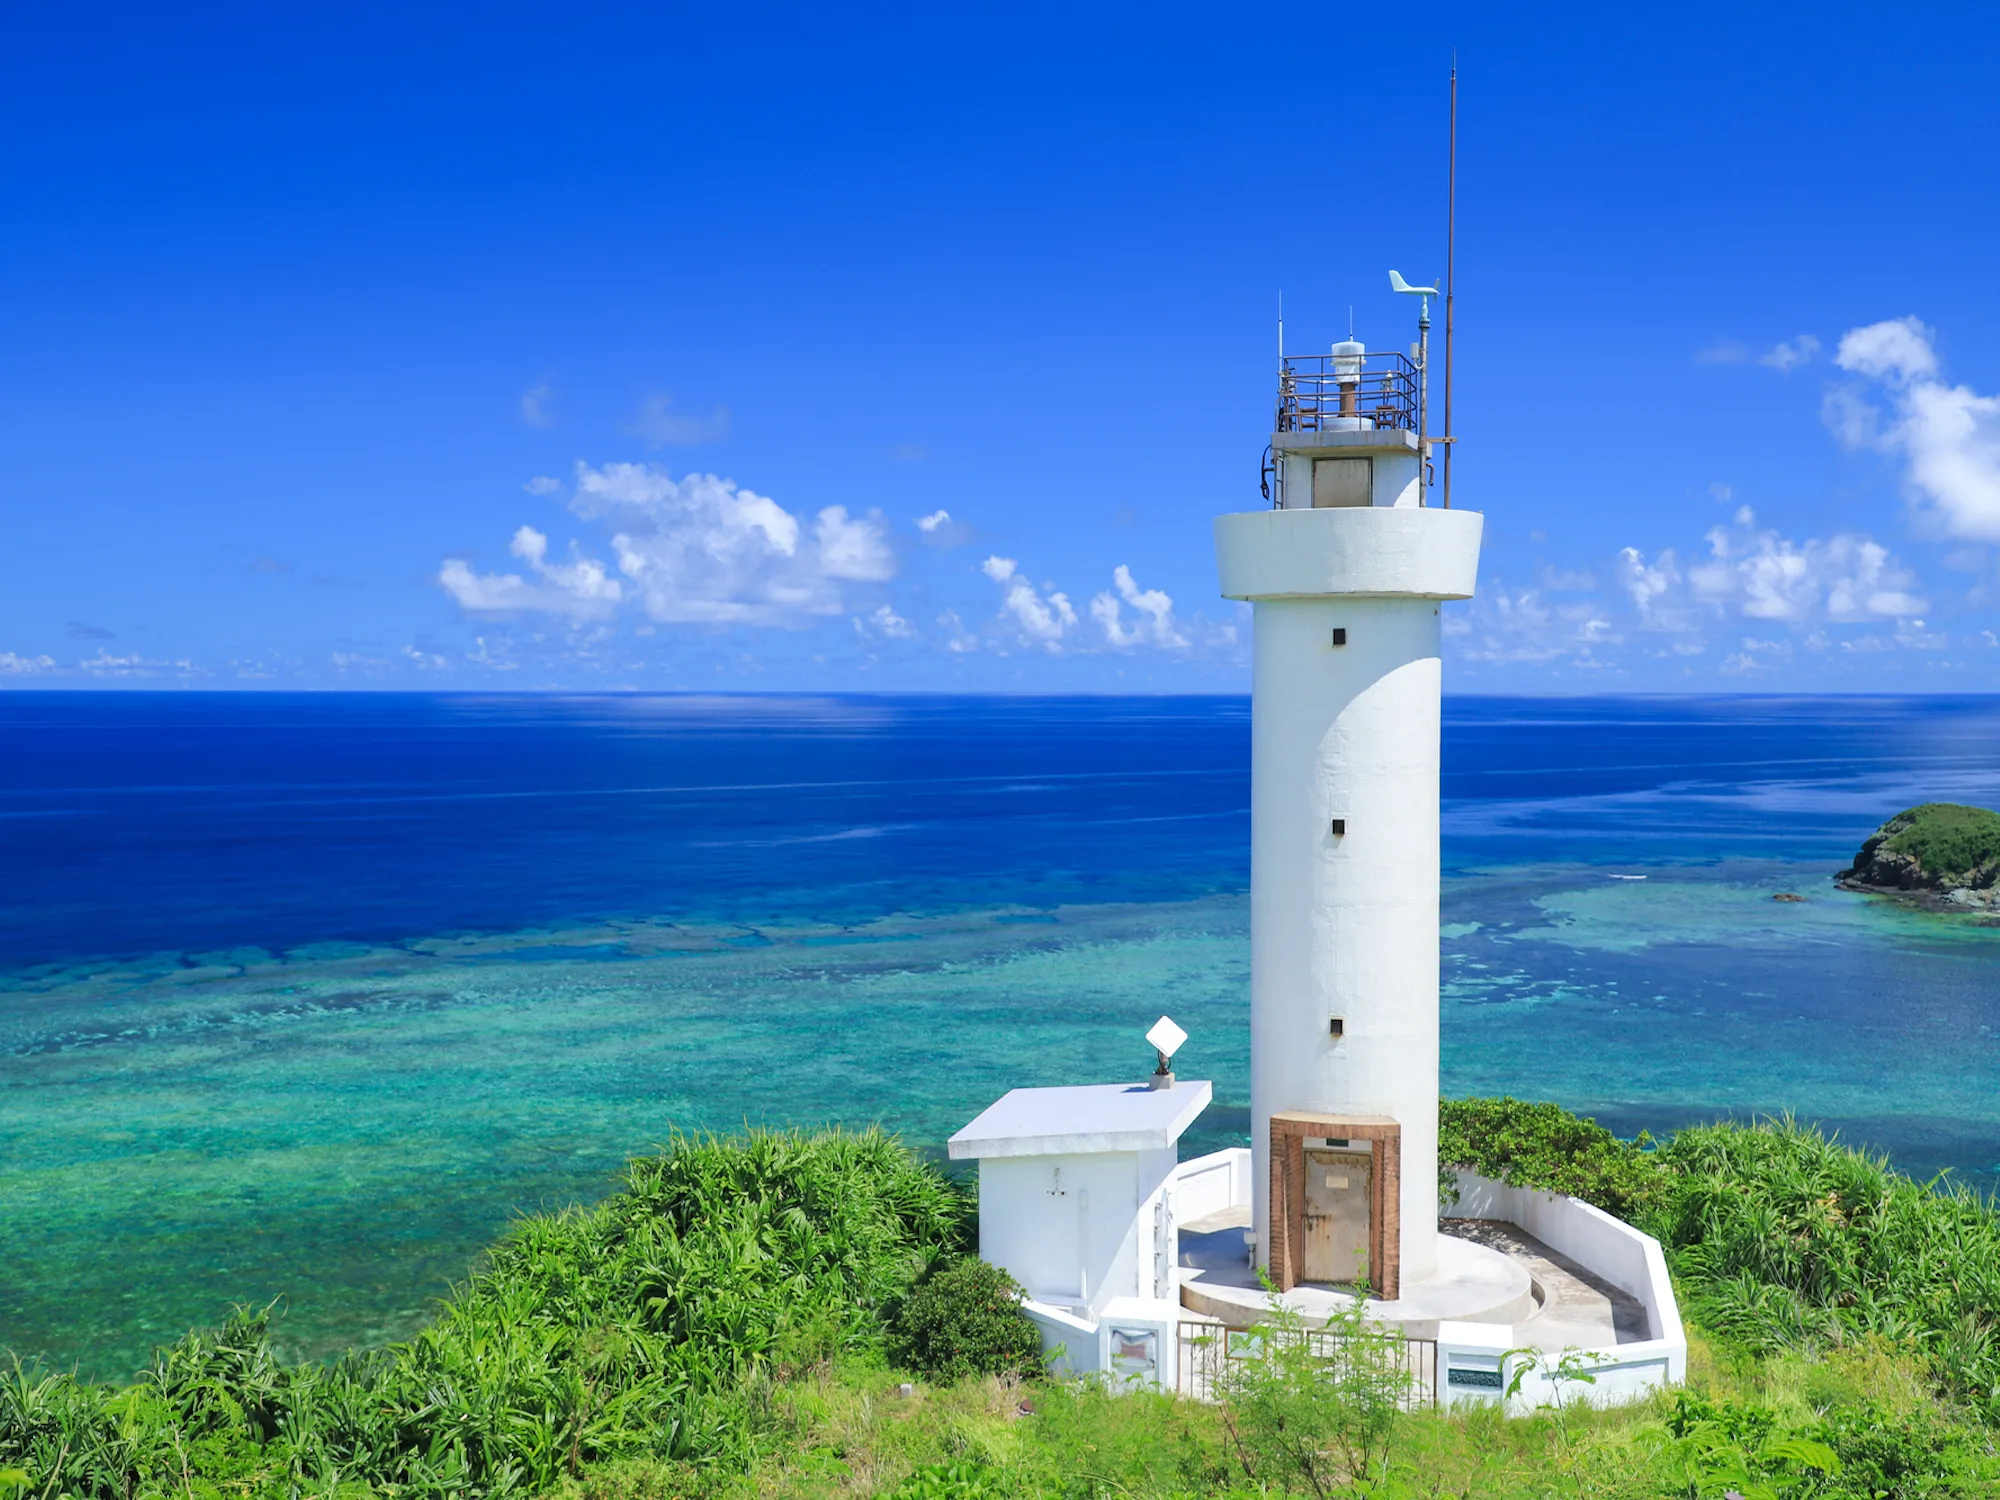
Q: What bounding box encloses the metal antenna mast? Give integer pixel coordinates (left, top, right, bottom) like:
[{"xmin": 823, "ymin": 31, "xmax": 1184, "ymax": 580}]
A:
[{"xmin": 1443, "ymin": 63, "xmax": 1458, "ymax": 510}]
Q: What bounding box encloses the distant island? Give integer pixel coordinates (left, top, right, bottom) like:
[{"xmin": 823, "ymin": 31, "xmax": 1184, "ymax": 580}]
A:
[{"xmin": 1838, "ymin": 802, "xmax": 2000, "ymax": 910}]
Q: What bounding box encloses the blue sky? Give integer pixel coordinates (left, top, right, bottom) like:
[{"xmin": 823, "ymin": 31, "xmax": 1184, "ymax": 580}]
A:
[{"xmin": 3, "ymin": 3, "xmax": 1997, "ymax": 692}]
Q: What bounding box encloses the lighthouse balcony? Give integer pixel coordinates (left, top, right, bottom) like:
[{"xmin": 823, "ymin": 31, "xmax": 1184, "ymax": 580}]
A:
[{"xmin": 1275, "ymin": 350, "xmax": 1418, "ymax": 435}]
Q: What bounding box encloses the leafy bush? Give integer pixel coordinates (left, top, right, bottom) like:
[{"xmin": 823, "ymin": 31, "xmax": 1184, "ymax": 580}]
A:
[
  {"xmin": 1439, "ymin": 1094, "xmax": 1665, "ymax": 1219},
  {"xmin": 891, "ymin": 1258, "xmax": 1043, "ymax": 1383},
  {"xmin": 1214, "ymin": 1289, "xmax": 1414, "ymax": 1497},
  {"xmin": 0, "ymin": 1128, "xmax": 969, "ymax": 1498}
]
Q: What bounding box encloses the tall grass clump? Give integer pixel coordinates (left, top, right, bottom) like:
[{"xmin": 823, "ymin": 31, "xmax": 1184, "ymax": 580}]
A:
[
  {"xmin": 0, "ymin": 1128, "xmax": 968, "ymax": 1498},
  {"xmin": 1651, "ymin": 1119, "xmax": 2000, "ymax": 1419}
]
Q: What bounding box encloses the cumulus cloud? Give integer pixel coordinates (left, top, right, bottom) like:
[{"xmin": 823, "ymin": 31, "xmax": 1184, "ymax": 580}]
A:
[
  {"xmin": 442, "ymin": 465, "xmax": 899, "ymax": 630},
  {"xmin": 626, "ymin": 395, "xmax": 730, "ymax": 447},
  {"xmin": 0, "ymin": 651, "xmax": 56, "ymax": 674},
  {"xmin": 1621, "ymin": 507, "xmax": 1925, "ymax": 626},
  {"xmin": 578, "ymin": 463, "xmax": 894, "ymax": 625},
  {"xmin": 439, "ymin": 524, "xmax": 624, "ymax": 620},
  {"xmin": 1090, "ymin": 565, "xmax": 1188, "ymax": 649},
  {"xmin": 1828, "ymin": 316, "xmax": 2000, "ymax": 540},
  {"xmin": 982, "ymin": 555, "xmax": 1078, "ymax": 648},
  {"xmin": 520, "ymin": 383, "xmax": 555, "ymax": 428}
]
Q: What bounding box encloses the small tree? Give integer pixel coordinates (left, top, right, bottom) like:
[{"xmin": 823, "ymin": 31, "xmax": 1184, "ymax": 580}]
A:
[
  {"xmin": 892, "ymin": 1258, "xmax": 1044, "ymax": 1383},
  {"xmin": 1216, "ymin": 1287, "xmax": 1415, "ymax": 1499}
]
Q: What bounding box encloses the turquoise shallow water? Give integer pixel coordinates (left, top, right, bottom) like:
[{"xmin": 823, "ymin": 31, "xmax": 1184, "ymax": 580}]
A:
[{"xmin": 4, "ymin": 693, "xmax": 2000, "ymax": 1377}]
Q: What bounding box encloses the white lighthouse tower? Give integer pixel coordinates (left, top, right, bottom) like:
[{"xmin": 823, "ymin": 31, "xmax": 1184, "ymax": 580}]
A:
[{"xmin": 1215, "ymin": 304, "xmax": 1480, "ymax": 1300}]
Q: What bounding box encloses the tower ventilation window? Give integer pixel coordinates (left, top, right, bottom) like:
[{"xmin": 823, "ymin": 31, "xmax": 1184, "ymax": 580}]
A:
[
  {"xmin": 1330, "ymin": 628, "xmax": 1347, "ymax": 646},
  {"xmin": 1312, "ymin": 457, "xmax": 1372, "ymax": 509}
]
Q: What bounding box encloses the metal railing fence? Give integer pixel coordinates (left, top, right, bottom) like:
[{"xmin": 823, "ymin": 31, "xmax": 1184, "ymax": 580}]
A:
[
  {"xmin": 1275, "ymin": 352, "xmax": 1419, "ymax": 434},
  {"xmin": 1175, "ymin": 1320, "xmax": 1439, "ymax": 1408}
]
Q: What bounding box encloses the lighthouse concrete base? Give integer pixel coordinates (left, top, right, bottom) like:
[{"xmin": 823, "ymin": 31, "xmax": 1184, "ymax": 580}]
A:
[{"xmin": 1175, "ymin": 1212, "xmax": 1534, "ymax": 1338}]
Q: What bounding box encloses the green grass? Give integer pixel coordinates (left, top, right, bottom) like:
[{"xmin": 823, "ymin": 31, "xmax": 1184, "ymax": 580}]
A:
[
  {"xmin": 7, "ymin": 1108, "xmax": 2000, "ymax": 1496},
  {"xmin": 1872, "ymin": 802, "xmax": 2000, "ymax": 883}
]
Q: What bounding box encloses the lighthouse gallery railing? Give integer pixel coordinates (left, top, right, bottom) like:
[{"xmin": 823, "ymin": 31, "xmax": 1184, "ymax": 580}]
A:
[{"xmin": 1275, "ymin": 351, "xmax": 1419, "ymax": 435}]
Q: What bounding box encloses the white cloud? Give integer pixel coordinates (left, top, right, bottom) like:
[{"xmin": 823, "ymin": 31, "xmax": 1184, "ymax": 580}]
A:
[
  {"xmin": 520, "ymin": 383, "xmax": 554, "ymax": 428},
  {"xmin": 1829, "ymin": 317, "xmax": 2000, "ymax": 540},
  {"xmin": 1616, "ymin": 546, "xmax": 1688, "ymax": 630},
  {"xmin": 1621, "ymin": 507, "xmax": 1925, "ymax": 628},
  {"xmin": 0, "ymin": 651, "xmax": 56, "ymax": 674},
  {"xmin": 574, "ymin": 463, "xmax": 895, "ymax": 625},
  {"xmin": 1090, "ymin": 564, "xmax": 1188, "ymax": 649},
  {"xmin": 854, "ymin": 604, "xmax": 917, "ymax": 641},
  {"xmin": 77, "ymin": 650, "xmax": 196, "ymax": 677},
  {"xmin": 443, "ymin": 466, "xmax": 900, "ymax": 630},
  {"xmin": 1836, "ymin": 317, "xmax": 1938, "ymax": 382},
  {"xmin": 1759, "ymin": 335, "xmax": 1821, "ymax": 372},
  {"xmin": 914, "ymin": 508, "xmax": 972, "ymax": 547},
  {"xmin": 1453, "ymin": 586, "xmax": 1615, "ymax": 666},
  {"xmin": 524, "ymin": 476, "xmax": 562, "ymax": 496},
  {"xmin": 626, "ymin": 394, "xmax": 730, "ymax": 447},
  {"xmin": 468, "ymin": 636, "xmax": 518, "ymax": 671},
  {"xmin": 816, "ymin": 506, "xmax": 896, "ymax": 582},
  {"xmin": 1690, "ymin": 507, "xmax": 1927, "ymax": 621},
  {"xmin": 439, "ymin": 524, "xmax": 623, "ymax": 620},
  {"xmin": 983, "ymin": 555, "xmax": 1078, "ymax": 649},
  {"xmin": 937, "ymin": 610, "xmax": 979, "ymax": 653},
  {"xmin": 403, "ymin": 645, "xmax": 449, "ymax": 669}
]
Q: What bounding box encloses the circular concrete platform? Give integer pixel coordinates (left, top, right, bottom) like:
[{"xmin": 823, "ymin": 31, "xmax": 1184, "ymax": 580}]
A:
[{"xmin": 1178, "ymin": 1230, "xmax": 1535, "ymax": 1336}]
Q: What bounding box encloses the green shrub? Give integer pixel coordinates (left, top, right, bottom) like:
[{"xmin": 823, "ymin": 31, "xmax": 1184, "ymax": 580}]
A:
[
  {"xmin": 891, "ymin": 1258, "xmax": 1043, "ymax": 1384},
  {"xmin": 1439, "ymin": 1095, "xmax": 1664, "ymax": 1219},
  {"xmin": 1214, "ymin": 1291, "xmax": 1415, "ymax": 1497},
  {"xmin": 0, "ymin": 1128, "xmax": 971, "ymax": 1498}
]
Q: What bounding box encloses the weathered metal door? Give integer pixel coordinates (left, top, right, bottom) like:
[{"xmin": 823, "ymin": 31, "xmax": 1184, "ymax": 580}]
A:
[{"xmin": 1301, "ymin": 1147, "xmax": 1371, "ymax": 1285}]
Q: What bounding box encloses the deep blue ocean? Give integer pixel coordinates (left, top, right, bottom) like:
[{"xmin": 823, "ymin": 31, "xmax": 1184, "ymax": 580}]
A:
[{"xmin": 4, "ymin": 692, "xmax": 1999, "ymax": 1377}]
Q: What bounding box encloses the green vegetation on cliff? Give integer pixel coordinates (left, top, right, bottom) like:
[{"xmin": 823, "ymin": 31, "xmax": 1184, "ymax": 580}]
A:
[{"xmin": 1841, "ymin": 803, "xmax": 2000, "ymax": 893}]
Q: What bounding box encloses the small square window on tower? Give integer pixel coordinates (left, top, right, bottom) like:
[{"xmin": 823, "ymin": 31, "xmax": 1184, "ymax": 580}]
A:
[
  {"xmin": 1330, "ymin": 628, "xmax": 1347, "ymax": 646},
  {"xmin": 1328, "ymin": 1016, "xmax": 1345, "ymax": 1038}
]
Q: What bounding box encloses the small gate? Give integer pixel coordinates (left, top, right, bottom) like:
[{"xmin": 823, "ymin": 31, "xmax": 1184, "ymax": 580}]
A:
[{"xmin": 1175, "ymin": 1320, "xmax": 1439, "ymax": 1408}]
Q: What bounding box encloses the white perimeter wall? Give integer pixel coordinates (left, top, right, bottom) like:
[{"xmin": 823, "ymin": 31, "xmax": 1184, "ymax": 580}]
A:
[
  {"xmin": 1250, "ymin": 597, "xmax": 1443, "ymax": 1285},
  {"xmin": 1440, "ymin": 1170, "xmax": 1687, "ymax": 1410}
]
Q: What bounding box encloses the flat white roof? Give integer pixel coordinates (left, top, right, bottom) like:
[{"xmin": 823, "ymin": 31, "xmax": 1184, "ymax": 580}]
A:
[{"xmin": 947, "ymin": 1080, "xmax": 1213, "ymax": 1160}]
